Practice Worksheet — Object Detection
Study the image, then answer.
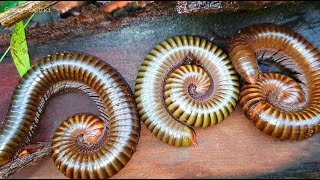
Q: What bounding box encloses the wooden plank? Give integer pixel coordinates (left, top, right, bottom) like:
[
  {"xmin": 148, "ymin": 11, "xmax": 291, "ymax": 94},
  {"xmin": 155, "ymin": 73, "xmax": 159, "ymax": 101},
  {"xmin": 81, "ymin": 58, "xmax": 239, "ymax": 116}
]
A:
[
  {"xmin": 1, "ymin": 1, "xmax": 320, "ymax": 179},
  {"xmin": 6, "ymin": 106, "xmax": 320, "ymax": 179}
]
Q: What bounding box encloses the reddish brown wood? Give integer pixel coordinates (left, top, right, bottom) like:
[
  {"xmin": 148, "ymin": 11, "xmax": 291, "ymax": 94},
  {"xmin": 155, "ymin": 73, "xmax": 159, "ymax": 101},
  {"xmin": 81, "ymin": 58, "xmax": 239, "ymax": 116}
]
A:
[
  {"xmin": 5, "ymin": 106, "xmax": 319, "ymax": 179},
  {"xmin": 0, "ymin": 1, "xmax": 302, "ymax": 51}
]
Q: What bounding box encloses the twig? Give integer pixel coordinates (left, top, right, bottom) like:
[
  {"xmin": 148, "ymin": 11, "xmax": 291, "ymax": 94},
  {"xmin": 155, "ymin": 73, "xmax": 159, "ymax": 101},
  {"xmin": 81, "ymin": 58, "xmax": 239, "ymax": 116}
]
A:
[
  {"xmin": 0, "ymin": 1, "xmax": 57, "ymax": 28},
  {"xmin": 0, "ymin": 141, "xmax": 52, "ymax": 179}
]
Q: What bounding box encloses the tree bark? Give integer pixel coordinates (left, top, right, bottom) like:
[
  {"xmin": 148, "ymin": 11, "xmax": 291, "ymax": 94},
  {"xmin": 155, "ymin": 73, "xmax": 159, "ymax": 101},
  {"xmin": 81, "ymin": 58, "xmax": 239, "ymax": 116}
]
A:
[{"xmin": 0, "ymin": 142, "xmax": 51, "ymax": 179}]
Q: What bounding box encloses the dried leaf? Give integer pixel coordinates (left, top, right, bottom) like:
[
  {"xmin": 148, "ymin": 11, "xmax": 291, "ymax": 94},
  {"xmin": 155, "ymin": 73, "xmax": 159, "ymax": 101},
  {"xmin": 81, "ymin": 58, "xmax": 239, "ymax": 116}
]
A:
[
  {"xmin": 102, "ymin": 1, "xmax": 134, "ymax": 13},
  {"xmin": 16, "ymin": 150, "xmax": 29, "ymax": 158}
]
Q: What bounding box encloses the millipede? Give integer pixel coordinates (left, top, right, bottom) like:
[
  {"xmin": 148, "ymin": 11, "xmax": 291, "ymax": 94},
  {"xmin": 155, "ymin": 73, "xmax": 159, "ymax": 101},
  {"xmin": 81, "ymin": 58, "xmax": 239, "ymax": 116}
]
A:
[
  {"xmin": 134, "ymin": 36, "xmax": 240, "ymax": 147},
  {"xmin": 228, "ymin": 24, "xmax": 320, "ymax": 140},
  {"xmin": 0, "ymin": 52, "xmax": 141, "ymax": 179}
]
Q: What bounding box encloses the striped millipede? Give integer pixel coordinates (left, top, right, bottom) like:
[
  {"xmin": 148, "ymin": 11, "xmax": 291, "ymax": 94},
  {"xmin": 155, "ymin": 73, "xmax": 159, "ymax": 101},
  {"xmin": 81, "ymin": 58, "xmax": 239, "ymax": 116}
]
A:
[
  {"xmin": 228, "ymin": 24, "xmax": 320, "ymax": 140},
  {"xmin": 134, "ymin": 36, "xmax": 240, "ymax": 147},
  {"xmin": 0, "ymin": 52, "xmax": 140, "ymax": 179}
]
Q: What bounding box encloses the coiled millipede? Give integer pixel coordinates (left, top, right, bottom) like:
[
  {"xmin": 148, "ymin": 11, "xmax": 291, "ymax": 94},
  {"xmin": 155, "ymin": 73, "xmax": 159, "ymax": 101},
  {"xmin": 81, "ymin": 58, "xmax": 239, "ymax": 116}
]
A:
[
  {"xmin": 228, "ymin": 24, "xmax": 320, "ymax": 140},
  {"xmin": 134, "ymin": 36, "xmax": 240, "ymax": 146},
  {"xmin": 0, "ymin": 52, "xmax": 140, "ymax": 179}
]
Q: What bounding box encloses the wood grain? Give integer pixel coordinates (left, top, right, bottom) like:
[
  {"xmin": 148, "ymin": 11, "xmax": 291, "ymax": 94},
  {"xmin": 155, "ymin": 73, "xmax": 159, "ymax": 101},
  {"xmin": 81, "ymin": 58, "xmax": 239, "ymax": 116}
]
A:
[
  {"xmin": 0, "ymin": 1, "xmax": 57, "ymax": 28},
  {"xmin": 0, "ymin": 1, "xmax": 320, "ymax": 178},
  {"xmin": 6, "ymin": 106, "xmax": 320, "ymax": 179}
]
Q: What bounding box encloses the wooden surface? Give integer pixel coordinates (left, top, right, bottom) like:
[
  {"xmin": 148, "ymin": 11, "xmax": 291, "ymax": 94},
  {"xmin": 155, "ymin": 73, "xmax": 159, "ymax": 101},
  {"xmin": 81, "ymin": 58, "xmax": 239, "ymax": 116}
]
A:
[
  {"xmin": 6, "ymin": 106, "xmax": 320, "ymax": 179},
  {"xmin": 1, "ymin": 1, "xmax": 320, "ymax": 179}
]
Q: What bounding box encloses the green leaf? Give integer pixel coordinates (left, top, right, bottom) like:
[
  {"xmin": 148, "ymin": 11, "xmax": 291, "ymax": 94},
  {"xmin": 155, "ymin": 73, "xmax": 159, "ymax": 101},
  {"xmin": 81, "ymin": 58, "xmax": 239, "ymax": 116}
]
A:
[
  {"xmin": 0, "ymin": 1, "xmax": 28, "ymax": 13},
  {"xmin": 0, "ymin": 1, "xmax": 18, "ymax": 13},
  {"xmin": 18, "ymin": 1, "xmax": 28, "ymax": 6},
  {"xmin": 0, "ymin": 13, "xmax": 35, "ymax": 63},
  {"xmin": 0, "ymin": 1, "xmax": 17, "ymax": 13},
  {"xmin": 10, "ymin": 21, "xmax": 31, "ymax": 77}
]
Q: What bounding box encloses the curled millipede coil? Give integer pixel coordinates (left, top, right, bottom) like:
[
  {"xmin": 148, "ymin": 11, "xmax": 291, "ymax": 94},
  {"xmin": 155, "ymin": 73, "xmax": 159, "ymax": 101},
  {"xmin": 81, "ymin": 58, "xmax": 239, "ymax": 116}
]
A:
[
  {"xmin": 135, "ymin": 36, "xmax": 240, "ymax": 146},
  {"xmin": 0, "ymin": 52, "xmax": 140, "ymax": 179},
  {"xmin": 229, "ymin": 24, "xmax": 320, "ymax": 140}
]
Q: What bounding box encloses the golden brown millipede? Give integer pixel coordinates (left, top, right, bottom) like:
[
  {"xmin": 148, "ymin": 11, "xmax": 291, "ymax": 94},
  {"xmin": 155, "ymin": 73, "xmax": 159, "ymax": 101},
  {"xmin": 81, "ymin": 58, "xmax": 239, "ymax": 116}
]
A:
[
  {"xmin": 228, "ymin": 24, "xmax": 320, "ymax": 140},
  {"xmin": 0, "ymin": 52, "xmax": 140, "ymax": 179},
  {"xmin": 134, "ymin": 36, "xmax": 240, "ymax": 147}
]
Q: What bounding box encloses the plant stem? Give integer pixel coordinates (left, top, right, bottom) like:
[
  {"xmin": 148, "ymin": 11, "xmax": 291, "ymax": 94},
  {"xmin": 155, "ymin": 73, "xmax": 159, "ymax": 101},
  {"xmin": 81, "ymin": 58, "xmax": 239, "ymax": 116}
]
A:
[{"xmin": 24, "ymin": 13, "xmax": 35, "ymax": 28}]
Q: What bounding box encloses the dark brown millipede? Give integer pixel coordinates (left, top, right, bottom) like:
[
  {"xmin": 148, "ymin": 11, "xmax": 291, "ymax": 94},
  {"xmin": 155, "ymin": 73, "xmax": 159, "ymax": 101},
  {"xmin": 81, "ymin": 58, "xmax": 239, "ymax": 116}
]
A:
[
  {"xmin": 0, "ymin": 52, "xmax": 140, "ymax": 179},
  {"xmin": 228, "ymin": 24, "xmax": 320, "ymax": 140},
  {"xmin": 134, "ymin": 36, "xmax": 240, "ymax": 146}
]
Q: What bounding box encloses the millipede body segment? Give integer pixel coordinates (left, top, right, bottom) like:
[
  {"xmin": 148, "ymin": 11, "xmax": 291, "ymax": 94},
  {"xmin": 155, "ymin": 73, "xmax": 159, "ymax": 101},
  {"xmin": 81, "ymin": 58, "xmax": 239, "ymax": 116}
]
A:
[
  {"xmin": 135, "ymin": 36, "xmax": 240, "ymax": 147},
  {"xmin": 0, "ymin": 52, "xmax": 140, "ymax": 179},
  {"xmin": 229, "ymin": 24, "xmax": 320, "ymax": 140}
]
